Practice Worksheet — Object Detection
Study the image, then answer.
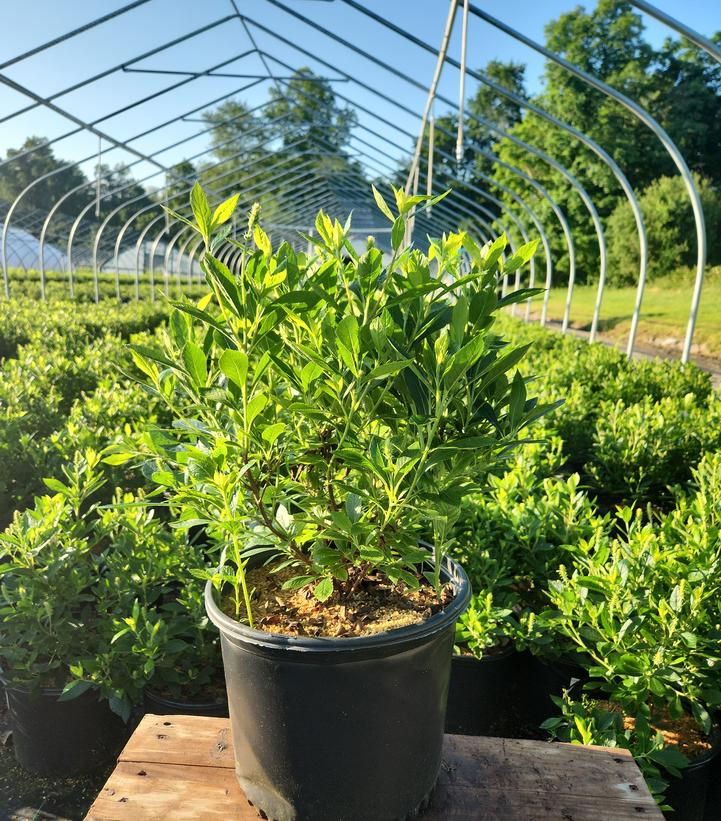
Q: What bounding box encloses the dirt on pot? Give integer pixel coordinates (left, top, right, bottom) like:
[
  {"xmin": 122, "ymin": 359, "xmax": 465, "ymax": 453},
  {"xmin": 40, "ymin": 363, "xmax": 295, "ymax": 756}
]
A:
[{"xmin": 222, "ymin": 566, "xmax": 453, "ymax": 638}]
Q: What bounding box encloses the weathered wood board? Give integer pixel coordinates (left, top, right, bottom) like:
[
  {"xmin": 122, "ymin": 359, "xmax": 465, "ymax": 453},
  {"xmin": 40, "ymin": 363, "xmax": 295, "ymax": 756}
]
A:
[{"xmin": 85, "ymin": 714, "xmax": 663, "ymax": 820}]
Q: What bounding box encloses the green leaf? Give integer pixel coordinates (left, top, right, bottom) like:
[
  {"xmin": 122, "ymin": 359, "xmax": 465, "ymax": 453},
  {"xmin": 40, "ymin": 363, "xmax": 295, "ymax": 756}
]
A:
[
  {"xmin": 246, "ymin": 394, "xmax": 268, "ymax": 428},
  {"xmin": 254, "ymin": 225, "xmax": 272, "ymax": 256},
  {"xmin": 190, "ymin": 182, "xmax": 211, "ymax": 238},
  {"xmin": 282, "ymin": 575, "xmax": 316, "ymax": 591},
  {"xmin": 203, "ymin": 254, "xmax": 243, "ymax": 315},
  {"xmin": 314, "ymin": 577, "xmax": 334, "ymax": 602},
  {"xmin": 450, "ymin": 295, "xmax": 469, "ymax": 348},
  {"xmin": 151, "ymin": 470, "xmax": 176, "ymax": 487},
  {"xmin": 58, "ymin": 680, "xmax": 95, "ymax": 701},
  {"xmin": 649, "ymin": 747, "xmax": 688, "ymax": 771},
  {"xmin": 508, "ymin": 371, "xmax": 527, "ymax": 426},
  {"xmin": 498, "ymin": 287, "xmax": 544, "ymax": 308},
  {"xmin": 169, "ymin": 301, "xmax": 235, "ymax": 345},
  {"xmin": 43, "ymin": 477, "xmax": 68, "ymax": 494},
  {"xmin": 371, "ymin": 185, "xmax": 395, "ymax": 222},
  {"xmin": 337, "ymin": 314, "xmax": 360, "ymax": 357},
  {"xmin": 211, "ymin": 193, "xmax": 239, "ymax": 229},
  {"xmin": 129, "ymin": 344, "xmax": 177, "ymax": 372},
  {"xmin": 391, "ymin": 216, "xmax": 405, "ymax": 251},
  {"xmin": 301, "ymin": 361, "xmax": 325, "ymax": 391},
  {"xmin": 262, "ymin": 422, "xmax": 286, "ymax": 445},
  {"xmin": 219, "ymin": 349, "xmax": 248, "ymax": 389},
  {"xmin": 365, "ymin": 359, "xmax": 413, "ymax": 381},
  {"xmin": 183, "ymin": 342, "xmax": 207, "ymax": 387},
  {"xmin": 102, "ymin": 452, "xmax": 134, "ymax": 466},
  {"xmin": 484, "ymin": 234, "xmax": 507, "ymax": 270},
  {"xmin": 187, "ymin": 454, "xmax": 215, "ymax": 481},
  {"xmin": 346, "ymin": 492, "xmax": 362, "ymax": 523},
  {"xmin": 276, "ymin": 503, "xmax": 293, "ymax": 531},
  {"xmin": 512, "ymin": 238, "xmax": 539, "ymax": 265}
]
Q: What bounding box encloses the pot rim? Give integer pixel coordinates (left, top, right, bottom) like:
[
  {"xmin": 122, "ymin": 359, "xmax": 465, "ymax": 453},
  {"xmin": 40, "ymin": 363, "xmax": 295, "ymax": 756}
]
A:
[
  {"xmin": 205, "ymin": 552, "xmax": 471, "ymax": 652},
  {"xmin": 452, "ymin": 642, "xmax": 517, "ymax": 664},
  {"xmin": 143, "ymin": 687, "xmax": 228, "ymax": 709},
  {"xmin": 3, "ymin": 682, "xmax": 100, "ymax": 699}
]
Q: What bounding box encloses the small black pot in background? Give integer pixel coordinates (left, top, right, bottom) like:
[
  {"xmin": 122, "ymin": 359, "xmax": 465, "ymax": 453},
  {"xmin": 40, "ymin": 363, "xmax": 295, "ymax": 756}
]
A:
[
  {"xmin": 5, "ymin": 685, "xmax": 129, "ymax": 776},
  {"xmin": 445, "ymin": 644, "xmax": 522, "ymax": 736},
  {"xmin": 668, "ymin": 722, "xmax": 721, "ymax": 821},
  {"xmin": 519, "ymin": 653, "xmax": 589, "ymax": 732},
  {"xmin": 144, "ymin": 687, "xmax": 229, "ymax": 718},
  {"xmin": 206, "ymin": 555, "xmax": 471, "ymax": 821}
]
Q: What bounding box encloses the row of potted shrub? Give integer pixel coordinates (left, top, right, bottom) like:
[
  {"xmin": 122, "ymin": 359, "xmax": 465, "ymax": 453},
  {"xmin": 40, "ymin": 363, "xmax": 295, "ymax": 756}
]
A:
[
  {"xmin": 446, "ymin": 446, "xmax": 721, "ymax": 820},
  {"xmin": 3, "ymin": 267, "xmax": 205, "ymax": 305},
  {"xmin": 0, "ymin": 449, "xmax": 228, "ymax": 775},
  {"xmin": 3, "ymin": 188, "xmax": 721, "ymax": 818}
]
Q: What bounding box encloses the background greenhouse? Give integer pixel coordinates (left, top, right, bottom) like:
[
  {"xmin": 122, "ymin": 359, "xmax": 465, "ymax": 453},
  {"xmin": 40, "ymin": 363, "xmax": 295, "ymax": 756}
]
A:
[{"xmin": 2, "ymin": 2, "xmax": 721, "ymax": 820}]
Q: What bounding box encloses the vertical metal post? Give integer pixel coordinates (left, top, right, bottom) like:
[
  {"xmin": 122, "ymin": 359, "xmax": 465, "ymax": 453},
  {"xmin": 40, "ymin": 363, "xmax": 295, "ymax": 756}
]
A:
[
  {"xmin": 456, "ymin": 0, "xmax": 469, "ymax": 168},
  {"xmin": 405, "ymin": 0, "xmax": 457, "ymax": 195},
  {"xmin": 95, "ymin": 137, "xmax": 102, "ymax": 219},
  {"xmin": 427, "ymin": 114, "xmax": 435, "ymax": 215}
]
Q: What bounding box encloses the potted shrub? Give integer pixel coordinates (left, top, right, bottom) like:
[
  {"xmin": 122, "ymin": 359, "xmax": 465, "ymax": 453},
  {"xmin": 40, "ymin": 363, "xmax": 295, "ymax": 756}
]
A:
[
  {"xmin": 445, "ymin": 587, "xmax": 523, "ymax": 736},
  {"xmin": 119, "ymin": 183, "xmax": 555, "ymax": 820},
  {"xmin": 450, "ymin": 463, "xmax": 605, "ymax": 734},
  {"xmin": 139, "ymin": 581, "xmax": 228, "ymax": 717},
  {"xmin": 544, "ymin": 505, "xmax": 721, "ymax": 820},
  {"xmin": 542, "ymin": 692, "xmax": 690, "ymax": 813},
  {"xmin": 94, "ymin": 490, "xmax": 228, "ymax": 716},
  {"xmin": 0, "ymin": 452, "xmax": 145, "ymax": 775}
]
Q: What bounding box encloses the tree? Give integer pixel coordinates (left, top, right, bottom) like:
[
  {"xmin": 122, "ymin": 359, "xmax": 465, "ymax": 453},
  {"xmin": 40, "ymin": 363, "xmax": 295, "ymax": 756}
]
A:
[
  {"xmin": 391, "ymin": 61, "xmax": 529, "ymax": 243},
  {"xmin": 0, "ymin": 137, "xmax": 88, "ymax": 243},
  {"xmin": 201, "ymin": 69, "xmax": 362, "ymax": 227},
  {"xmin": 264, "ymin": 68, "xmax": 356, "ymax": 157},
  {"xmin": 489, "ymin": 1, "xmax": 721, "ymax": 284},
  {"xmin": 607, "ymin": 174, "xmax": 721, "ymax": 284},
  {"xmin": 467, "ymin": 59, "xmax": 527, "ymax": 178},
  {"xmin": 164, "ymin": 160, "xmax": 197, "ymax": 214}
]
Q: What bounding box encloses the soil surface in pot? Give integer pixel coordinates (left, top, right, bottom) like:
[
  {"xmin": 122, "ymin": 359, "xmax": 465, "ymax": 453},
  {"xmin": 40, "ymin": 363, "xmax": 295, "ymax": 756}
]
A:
[
  {"xmin": 596, "ymin": 700, "xmax": 712, "ymax": 758},
  {"xmin": 224, "ymin": 566, "xmax": 453, "ymax": 637}
]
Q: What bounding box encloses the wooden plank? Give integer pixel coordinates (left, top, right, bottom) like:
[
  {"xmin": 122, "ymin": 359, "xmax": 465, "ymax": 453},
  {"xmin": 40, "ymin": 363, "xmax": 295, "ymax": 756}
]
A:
[
  {"xmin": 85, "ymin": 761, "xmax": 253, "ymax": 821},
  {"xmin": 118, "ymin": 715, "xmax": 235, "ymax": 769},
  {"xmin": 441, "ymin": 735, "xmax": 654, "ymax": 802},
  {"xmin": 86, "ymin": 715, "xmax": 664, "ymax": 821}
]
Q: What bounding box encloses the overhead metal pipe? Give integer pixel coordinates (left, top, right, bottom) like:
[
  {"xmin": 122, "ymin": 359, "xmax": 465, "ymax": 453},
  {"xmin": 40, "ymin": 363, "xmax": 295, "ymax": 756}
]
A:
[
  {"xmin": 251, "ymin": 42, "xmax": 551, "ymax": 279},
  {"xmin": 460, "ymin": 0, "xmax": 705, "ymax": 363},
  {"xmin": 340, "ymin": 0, "xmax": 645, "ymax": 346},
  {"xmin": 255, "ymin": 5, "xmax": 603, "ymax": 329}
]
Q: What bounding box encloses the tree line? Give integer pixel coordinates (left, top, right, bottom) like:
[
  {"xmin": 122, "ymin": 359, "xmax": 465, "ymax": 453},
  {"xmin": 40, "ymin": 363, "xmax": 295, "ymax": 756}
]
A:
[{"xmin": 1, "ymin": 0, "xmax": 720, "ymax": 284}]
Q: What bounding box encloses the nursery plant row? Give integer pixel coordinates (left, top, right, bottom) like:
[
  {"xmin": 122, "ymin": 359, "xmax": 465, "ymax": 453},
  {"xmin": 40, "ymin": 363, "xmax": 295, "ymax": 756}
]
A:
[{"xmin": 2, "ymin": 232, "xmax": 721, "ymax": 818}]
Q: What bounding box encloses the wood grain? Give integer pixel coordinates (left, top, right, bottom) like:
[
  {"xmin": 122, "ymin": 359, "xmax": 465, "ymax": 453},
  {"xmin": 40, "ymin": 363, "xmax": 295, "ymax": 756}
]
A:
[{"xmin": 85, "ymin": 714, "xmax": 664, "ymax": 821}]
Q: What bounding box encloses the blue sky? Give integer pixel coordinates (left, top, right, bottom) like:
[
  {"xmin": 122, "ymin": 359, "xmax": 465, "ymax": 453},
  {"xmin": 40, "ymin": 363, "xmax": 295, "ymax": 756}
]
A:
[{"xmin": 0, "ymin": 0, "xmax": 718, "ymax": 190}]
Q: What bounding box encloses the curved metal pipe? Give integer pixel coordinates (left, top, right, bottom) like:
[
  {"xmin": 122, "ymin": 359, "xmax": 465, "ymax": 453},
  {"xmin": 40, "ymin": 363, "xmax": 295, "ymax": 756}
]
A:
[
  {"xmin": 625, "ymin": 0, "xmax": 720, "ymax": 356},
  {"xmin": 462, "ymin": 1, "xmax": 705, "ymax": 362},
  {"xmin": 253, "ymin": 27, "xmax": 591, "ymax": 331},
  {"xmin": 337, "ymin": 0, "xmax": 645, "ymax": 346}
]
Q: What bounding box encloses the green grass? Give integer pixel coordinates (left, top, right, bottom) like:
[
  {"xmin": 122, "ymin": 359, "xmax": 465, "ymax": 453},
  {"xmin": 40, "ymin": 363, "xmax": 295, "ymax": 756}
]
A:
[{"xmin": 529, "ymin": 277, "xmax": 721, "ymax": 362}]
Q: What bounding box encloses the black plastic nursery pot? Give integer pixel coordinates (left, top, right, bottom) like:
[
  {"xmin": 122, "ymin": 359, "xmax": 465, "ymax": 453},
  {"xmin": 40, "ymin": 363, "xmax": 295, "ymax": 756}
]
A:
[
  {"xmin": 703, "ymin": 730, "xmax": 721, "ymax": 821},
  {"xmin": 144, "ymin": 687, "xmax": 229, "ymax": 718},
  {"xmin": 665, "ymin": 723, "xmax": 721, "ymax": 821},
  {"xmin": 205, "ymin": 556, "xmax": 471, "ymax": 821},
  {"xmin": 5, "ymin": 684, "xmax": 129, "ymax": 776},
  {"xmin": 520, "ymin": 653, "xmax": 589, "ymax": 731},
  {"xmin": 444, "ymin": 644, "xmax": 522, "ymax": 736}
]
